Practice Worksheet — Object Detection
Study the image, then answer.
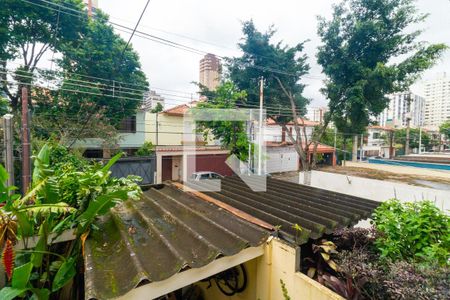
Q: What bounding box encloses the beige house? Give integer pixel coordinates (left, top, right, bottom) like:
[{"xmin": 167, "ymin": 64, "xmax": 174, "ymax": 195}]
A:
[{"xmin": 145, "ymin": 102, "xmax": 233, "ymax": 182}]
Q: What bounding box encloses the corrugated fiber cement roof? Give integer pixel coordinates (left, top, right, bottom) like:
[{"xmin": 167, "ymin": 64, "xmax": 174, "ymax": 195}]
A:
[{"xmin": 84, "ymin": 184, "xmax": 269, "ymax": 300}]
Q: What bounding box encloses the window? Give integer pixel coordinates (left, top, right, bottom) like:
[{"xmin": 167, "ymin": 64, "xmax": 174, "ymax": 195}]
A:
[
  {"xmin": 117, "ymin": 116, "xmax": 137, "ymax": 133},
  {"xmin": 83, "ymin": 149, "xmax": 103, "ymax": 158},
  {"xmin": 373, "ymin": 132, "xmax": 380, "ymax": 139}
]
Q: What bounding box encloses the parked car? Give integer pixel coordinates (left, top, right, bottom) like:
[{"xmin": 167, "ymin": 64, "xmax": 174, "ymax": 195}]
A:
[{"xmin": 190, "ymin": 171, "xmax": 223, "ymax": 181}]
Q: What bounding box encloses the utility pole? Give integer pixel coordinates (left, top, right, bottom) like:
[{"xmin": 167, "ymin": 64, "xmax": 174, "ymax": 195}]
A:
[
  {"xmin": 333, "ymin": 126, "xmax": 337, "ymax": 164},
  {"xmin": 156, "ymin": 113, "xmax": 159, "ymax": 146},
  {"xmin": 389, "ymin": 130, "xmax": 394, "ymax": 159},
  {"xmin": 21, "ymin": 87, "xmax": 31, "ymax": 194},
  {"xmin": 405, "ymin": 98, "xmax": 411, "ymax": 155},
  {"xmin": 258, "ymin": 77, "xmax": 264, "ymax": 175},
  {"xmin": 87, "ymin": 0, "xmax": 93, "ymax": 17},
  {"xmin": 418, "ymin": 126, "xmax": 422, "ymax": 154},
  {"xmin": 405, "ymin": 117, "xmax": 411, "ymax": 155},
  {"xmin": 359, "ymin": 134, "xmax": 364, "ymax": 162},
  {"xmin": 3, "ymin": 114, "xmax": 14, "ymax": 188},
  {"xmin": 352, "ymin": 134, "xmax": 358, "ymax": 162}
]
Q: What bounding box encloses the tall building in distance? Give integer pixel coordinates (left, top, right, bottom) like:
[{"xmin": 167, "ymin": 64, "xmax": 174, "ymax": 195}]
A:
[
  {"xmin": 378, "ymin": 92, "xmax": 425, "ymax": 128},
  {"xmin": 307, "ymin": 106, "xmax": 328, "ymax": 123},
  {"xmin": 143, "ymin": 90, "xmax": 165, "ymax": 112},
  {"xmin": 199, "ymin": 53, "xmax": 221, "ymax": 91},
  {"xmin": 423, "ymin": 73, "xmax": 450, "ymax": 130}
]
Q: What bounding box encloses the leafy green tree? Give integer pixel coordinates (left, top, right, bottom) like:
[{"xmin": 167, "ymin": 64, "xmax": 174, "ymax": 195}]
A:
[
  {"xmin": 317, "ymin": 0, "xmax": 447, "ymax": 155},
  {"xmin": 439, "ymin": 120, "xmax": 450, "ymax": 140},
  {"xmin": 227, "ymin": 21, "xmax": 316, "ymax": 172},
  {"xmin": 1, "ymin": 1, "xmax": 148, "ymax": 146},
  {"xmin": 151, "ymin": 102, "xmax": 164, "ymax": 113},
  {"xmin": 319, "ymin": 127, "xmax": 354, "ymax": 161},
  {"xmin": 196, "ymin": 81, "xmax": 251, "ymax": 161},
  {"xmin": 0, "ymin": 0, "xmax": 88, "ymax": 109},
  {"xmin": 394, "ymin": 128, "xmax": 430, "ymax": 151},
  {"xmin": 0, "ymin": 96, "xmax": 10, "ymax": 116}
]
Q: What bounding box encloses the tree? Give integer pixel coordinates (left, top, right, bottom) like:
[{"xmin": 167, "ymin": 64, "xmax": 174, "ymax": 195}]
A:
[
  {"xmin": 319, "ymin": 127, "xmax": 353, "ymax": 162},
  {"xmin": 1, "ymin": 1, "xmax": 148, "ymax": 146},
  {"xmin": 317, "ymin": 0, "xmax": 447, "ymax": 159},
  {"xmin": 151, "ymin": 102, "xmax": 164, "ymax": 113},
  {"xmin": 0, "ymin": 0, "xmax": 88, "ymax": 109},
  {"xmin": 196, "ymin": 81, "xmax": 251, "ymax": 161},
  {"xmin": 439, "ymin": 120, "xmax": 450, "ymax": 140},
  {"xmin": 0, "ymin": 96, "xmax": 10, "ymax": 116},
  {"xmin": 227, "ymin": 21, "xmax": 316, "ymax": 175},
  {"xmin": 394, "ymin": 128, "xmax": 430, "ymax": 151}
]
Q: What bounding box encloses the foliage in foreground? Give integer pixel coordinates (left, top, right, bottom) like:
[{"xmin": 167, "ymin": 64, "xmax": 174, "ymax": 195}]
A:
[
  {"xmin": 303, "ymin": 199, "xmax": 449, "ymax": 299},
  {"xmin": 372, "ymin": 199, "xmax": 449, "ymax": 266},
  {"xmin": 334, "ymin": 228, "xmax": 449, "ymax": 300},
  {"xmin": 0, "ymin": 144, "xmax": 142, "ymax": 299}
]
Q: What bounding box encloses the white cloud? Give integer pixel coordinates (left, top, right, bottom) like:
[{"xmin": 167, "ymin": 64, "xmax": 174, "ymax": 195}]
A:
[{"xmin": 99, "ymin": 0, "xmax": 450, "ymax": 108}]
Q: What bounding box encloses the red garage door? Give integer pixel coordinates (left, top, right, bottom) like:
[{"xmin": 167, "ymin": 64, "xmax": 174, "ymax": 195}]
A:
[{"xmin": 189, "ymin": 154, "xmax": 233, "ymax": 176}]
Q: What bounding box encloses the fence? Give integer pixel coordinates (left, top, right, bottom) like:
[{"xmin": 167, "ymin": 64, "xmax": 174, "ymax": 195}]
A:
[{"xmin": 107, "ymin": 156, "xmax": 156, "ymax": 185}]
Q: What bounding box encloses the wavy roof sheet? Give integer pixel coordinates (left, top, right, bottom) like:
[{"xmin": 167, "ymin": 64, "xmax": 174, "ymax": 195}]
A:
[
  {"xmin": 198, "ymin": 176, "xmax": 379, "ymax": 244},
  {"xmin": 84, "ymin": 185, "xmax": 268, "ymax": 299}
]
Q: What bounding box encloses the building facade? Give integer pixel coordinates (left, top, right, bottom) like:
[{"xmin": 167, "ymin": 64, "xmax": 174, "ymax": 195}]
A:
[
  {"xmin": 423, "ymin": 73, "xmax": 450, "ymax": 130},
  {"xmin": 378, "ymin": 92, "xmax": 425, "ymax": 128},
  {"xmin": 306, "ymin": 107, "xmax": 328, "ymax": 123},
  {"xmin": 143, "ymin": 90, "xmax": 165, "ymax": 112},
  {"xmin": 199, "ymin": 53, "xmax": 221, "ymax": 91}
]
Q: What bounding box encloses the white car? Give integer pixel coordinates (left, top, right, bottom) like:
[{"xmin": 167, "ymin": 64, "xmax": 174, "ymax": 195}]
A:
[{"xmin": 190, "ymin": 171, "xmax": 223, "ymax": 181}]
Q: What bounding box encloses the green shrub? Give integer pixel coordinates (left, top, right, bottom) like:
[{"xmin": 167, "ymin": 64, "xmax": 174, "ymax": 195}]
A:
[
  {"xmin": 136, "ymin": 141, "xmax": 155, "ymax": 156},
  {"xmin": 372, "ymin": 199, "xmax": 450, "ymax": 265}
]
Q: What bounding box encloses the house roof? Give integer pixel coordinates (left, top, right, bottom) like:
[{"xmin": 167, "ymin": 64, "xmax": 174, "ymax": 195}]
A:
[
  {"xmin": 368, "ymin": 125, "xmax": 394, "ymax": 131},
  {"xmin": 163, "ymin": 101, "xmax": 198, "ymax": 116},
  {"xmin": 192, "ymin": 176, "xmax": 379, "ymax": 244},
  {"xmin": 84, "ymin": 184, "xmax": 269, "ymax": 300},
  {"xmin": 267, "ymin": 118, "xmax": 319, "ymax": 127},
  {"xmin": 265, "ymin": 141, "xmax": 335, "ymax": 153}
]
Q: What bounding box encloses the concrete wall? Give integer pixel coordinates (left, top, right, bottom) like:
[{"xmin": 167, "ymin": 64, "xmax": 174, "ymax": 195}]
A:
[
  {"xmin": 255, "ymin": 238, "xmax": 343, "ymax": 300},
  {"xmin": 197, "ymin": 238, "xmax": 343, "ymax": 300},
  {"xmin": 299, "ymin": 170, "xmax": 449, "ymax": 211}
]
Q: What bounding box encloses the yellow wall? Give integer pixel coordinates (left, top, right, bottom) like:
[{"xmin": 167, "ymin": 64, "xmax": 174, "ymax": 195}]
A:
[
  {"xmin": 145, "ymin": 112, "xmax": 215, "ymax": 146},
  {"xmin": 197, "ymin": 238, "xmax": 343, "ymax": 300}
]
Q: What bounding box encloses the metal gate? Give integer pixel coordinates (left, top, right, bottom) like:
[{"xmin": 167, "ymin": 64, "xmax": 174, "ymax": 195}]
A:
[{"xmin": 109, "ymin": 156, "xmax": 156, "ymax": 185}]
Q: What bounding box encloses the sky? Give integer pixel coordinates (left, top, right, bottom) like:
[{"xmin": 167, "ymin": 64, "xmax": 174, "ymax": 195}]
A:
[{"xmin": 98, "ymin": 0, "xmax": 450, "ymax": 109}]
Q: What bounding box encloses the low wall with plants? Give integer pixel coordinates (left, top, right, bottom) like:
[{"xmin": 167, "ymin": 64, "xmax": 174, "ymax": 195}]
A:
[{"xmin": 301, "ymin": 199, "xmax": 449, "ymax": 299}]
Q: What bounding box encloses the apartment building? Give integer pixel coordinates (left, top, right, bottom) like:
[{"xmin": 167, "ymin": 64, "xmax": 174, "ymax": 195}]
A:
[
  {"xmin": 306, "ymin": 106, "xmax": 328, "ymax": 123},
  {"xmin": 378, "ymin": 92, "xmax": 425, "ymax": 128},
  {"xmin": 199, "ymin": 53, "xmax": 221, "ymax": 91},
  {"xmin": 423, "ymin": 73, "xmax": 450, "ymax": 130},
  {"xmin": 143, "ymin": 90, "xmax": 165, "ymax": 111}
]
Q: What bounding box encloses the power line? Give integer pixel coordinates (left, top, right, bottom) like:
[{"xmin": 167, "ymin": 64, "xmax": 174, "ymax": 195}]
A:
[
  {"xmin": 117, "ymin": 0, "xmax": 151, "ymax": 70},
  {"xmin": 1, "ymin": 73, "xmax": 312, "ymax": 115},
  {"xmin": 19, "ymin": 0, "xmax": 325, "ymax": 80}
]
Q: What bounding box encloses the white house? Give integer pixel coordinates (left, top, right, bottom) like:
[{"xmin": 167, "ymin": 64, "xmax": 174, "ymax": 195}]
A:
[
  {"xmin": 265, "ymin": 118, "xmax": 336, "ymax": 173},
  {"xmin": 362, "ymin": 126, "xmax": 392, "ymax": 158}
]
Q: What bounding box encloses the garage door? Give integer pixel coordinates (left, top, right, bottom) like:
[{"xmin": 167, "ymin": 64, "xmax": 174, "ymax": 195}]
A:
[{"xmin": 267, "ymin": 149, "xmax": 298, "ymax": 173}]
